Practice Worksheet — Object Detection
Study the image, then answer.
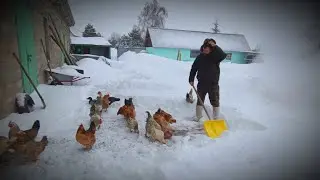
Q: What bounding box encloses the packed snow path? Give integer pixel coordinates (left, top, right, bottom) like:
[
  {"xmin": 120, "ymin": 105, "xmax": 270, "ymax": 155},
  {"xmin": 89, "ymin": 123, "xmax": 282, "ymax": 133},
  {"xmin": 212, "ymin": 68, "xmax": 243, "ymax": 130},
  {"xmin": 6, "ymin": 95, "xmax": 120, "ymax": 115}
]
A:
[{"xmin": 0, "ymin": 52, "xmax": 317, "ymax": 180}]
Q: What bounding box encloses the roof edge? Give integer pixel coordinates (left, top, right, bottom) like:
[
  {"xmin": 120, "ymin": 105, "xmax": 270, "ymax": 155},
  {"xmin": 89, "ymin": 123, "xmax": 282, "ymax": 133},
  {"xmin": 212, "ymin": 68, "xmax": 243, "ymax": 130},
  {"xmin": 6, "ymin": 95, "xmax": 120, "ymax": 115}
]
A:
[{"xmin": 147, "ymin": 27, "xmax": 246, "ymax": 37}]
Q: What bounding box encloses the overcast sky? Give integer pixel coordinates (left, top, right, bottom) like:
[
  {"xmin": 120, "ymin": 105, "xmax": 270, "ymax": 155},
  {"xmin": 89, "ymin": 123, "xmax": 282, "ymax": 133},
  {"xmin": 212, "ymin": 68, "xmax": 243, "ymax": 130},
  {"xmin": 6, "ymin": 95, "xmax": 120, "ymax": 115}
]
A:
[{"xmin": 69, "ymin": 0, "xmax": 317, "ymax": 49}]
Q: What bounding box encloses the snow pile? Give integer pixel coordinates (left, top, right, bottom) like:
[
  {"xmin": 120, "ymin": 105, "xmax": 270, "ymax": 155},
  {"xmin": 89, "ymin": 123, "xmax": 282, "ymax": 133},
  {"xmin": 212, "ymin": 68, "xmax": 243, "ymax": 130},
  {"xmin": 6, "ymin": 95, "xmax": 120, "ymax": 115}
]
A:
[
  {"xmin": 117, "ymin": 50, "xmax": 137, "ymax": 61},
  {"xmin": 76, "ymin": 58, "xmax": 123, "ymax": 85}
]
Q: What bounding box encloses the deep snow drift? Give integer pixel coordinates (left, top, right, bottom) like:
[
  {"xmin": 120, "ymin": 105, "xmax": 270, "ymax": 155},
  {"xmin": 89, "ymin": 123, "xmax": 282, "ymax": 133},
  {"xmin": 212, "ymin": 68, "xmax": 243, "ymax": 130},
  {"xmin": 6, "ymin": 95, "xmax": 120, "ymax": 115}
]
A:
[{"xmin": 0, "ymin": 51, "xmax": 318, "ymax": 180}]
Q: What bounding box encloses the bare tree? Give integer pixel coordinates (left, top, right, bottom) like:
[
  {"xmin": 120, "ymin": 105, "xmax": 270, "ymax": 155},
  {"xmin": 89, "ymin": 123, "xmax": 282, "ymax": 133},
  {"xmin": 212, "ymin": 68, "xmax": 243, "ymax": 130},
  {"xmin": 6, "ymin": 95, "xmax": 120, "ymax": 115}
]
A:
[
  {"xmin": 108, "ymin": 32, "xmax": 121, "ymax": 48},
  {"xmin": 211, "ymin": 20, "xmax": 221, "ymax": 34},
  {"xmin": 138, "ymin": 0, "xmax": 168, "ymax": 36}
]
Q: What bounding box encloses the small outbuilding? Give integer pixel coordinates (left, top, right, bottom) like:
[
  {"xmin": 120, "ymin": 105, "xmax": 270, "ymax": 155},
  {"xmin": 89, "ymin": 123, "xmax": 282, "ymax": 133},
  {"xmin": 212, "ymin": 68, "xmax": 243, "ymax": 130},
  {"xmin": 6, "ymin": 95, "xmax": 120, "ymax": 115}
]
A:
[
  {"xmin": 144, "ymin": 27, "xmax": 258, "ymax": 64},
  {"xmin": 70, "ymin": 36, "xmax": 111, "ymax": 59}
]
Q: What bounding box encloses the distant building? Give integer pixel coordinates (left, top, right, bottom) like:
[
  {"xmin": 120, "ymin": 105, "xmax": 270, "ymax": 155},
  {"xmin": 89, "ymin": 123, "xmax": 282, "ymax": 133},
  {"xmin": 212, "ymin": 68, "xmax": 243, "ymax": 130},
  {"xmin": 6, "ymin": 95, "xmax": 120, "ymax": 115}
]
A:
[
  {"xmin": 144, "ymin": 27, "xmax": 258, "ymax": 64},
  {"xmin": 0, "ymin": 0, "xmax": 74, "ymax": 118},
  {"xmin": 70, "ymin": 36, "xmax": 111, "ymax": 59}
]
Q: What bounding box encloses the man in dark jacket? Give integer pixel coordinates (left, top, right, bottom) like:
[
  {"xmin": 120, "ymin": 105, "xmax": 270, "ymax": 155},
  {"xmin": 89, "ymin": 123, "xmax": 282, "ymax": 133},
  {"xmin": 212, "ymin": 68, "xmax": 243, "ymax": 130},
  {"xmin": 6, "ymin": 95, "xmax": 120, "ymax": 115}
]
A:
[{"xmin": 189, "ymin": 40, "xmax": 227, "ymax": 121}]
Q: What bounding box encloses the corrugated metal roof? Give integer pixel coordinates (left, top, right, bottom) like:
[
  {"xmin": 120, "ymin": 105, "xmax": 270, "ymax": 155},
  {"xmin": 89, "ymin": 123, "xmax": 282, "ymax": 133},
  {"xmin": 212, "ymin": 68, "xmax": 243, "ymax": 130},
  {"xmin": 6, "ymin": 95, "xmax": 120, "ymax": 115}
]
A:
[{"xmin": 148, "ymin": 28, "xmax": 251, "ymax": 52}]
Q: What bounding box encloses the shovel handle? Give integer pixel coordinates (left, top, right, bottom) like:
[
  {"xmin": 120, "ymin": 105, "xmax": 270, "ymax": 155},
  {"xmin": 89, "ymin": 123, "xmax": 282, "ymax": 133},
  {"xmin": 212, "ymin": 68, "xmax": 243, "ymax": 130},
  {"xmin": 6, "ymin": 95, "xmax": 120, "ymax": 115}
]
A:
[{"xmin": 191, "ymin": 84, "xmax": 212, "ymax": 119}]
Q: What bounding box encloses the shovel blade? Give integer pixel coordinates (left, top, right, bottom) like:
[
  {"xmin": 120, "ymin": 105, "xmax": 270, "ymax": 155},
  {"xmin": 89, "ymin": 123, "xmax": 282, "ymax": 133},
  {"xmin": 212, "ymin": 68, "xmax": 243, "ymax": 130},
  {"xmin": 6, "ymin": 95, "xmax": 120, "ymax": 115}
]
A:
[{"xmin": 203, "ymin": 119, "xmax": 228, "ymax": 138}]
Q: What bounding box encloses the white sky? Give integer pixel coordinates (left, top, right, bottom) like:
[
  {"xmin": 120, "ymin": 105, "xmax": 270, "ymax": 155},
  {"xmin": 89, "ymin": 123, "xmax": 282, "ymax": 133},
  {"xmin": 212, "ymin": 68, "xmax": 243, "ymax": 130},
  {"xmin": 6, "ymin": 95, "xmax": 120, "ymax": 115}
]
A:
[{"xmin": 68, "ymin": 0, "xmax": 316, "ymax": 49}]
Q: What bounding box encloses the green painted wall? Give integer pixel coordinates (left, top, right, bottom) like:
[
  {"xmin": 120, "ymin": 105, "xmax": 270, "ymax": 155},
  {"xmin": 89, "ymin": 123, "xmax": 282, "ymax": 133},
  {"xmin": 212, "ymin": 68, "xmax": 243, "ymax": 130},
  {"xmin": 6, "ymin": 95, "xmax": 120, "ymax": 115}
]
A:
[
  {"xmin": 146, "ymin": 47, "xmax": 194, "ymax": 61},
  {"xmin": 229, "ymin": 51, "xmax": 246, "ymax": 64},
  {"xmin": 15, "ymin": 1, "xmax": 38, "ymax": 93},
  {"xmin": 146, "ymin": 47, "xmax": 248, "ymax": 64}
]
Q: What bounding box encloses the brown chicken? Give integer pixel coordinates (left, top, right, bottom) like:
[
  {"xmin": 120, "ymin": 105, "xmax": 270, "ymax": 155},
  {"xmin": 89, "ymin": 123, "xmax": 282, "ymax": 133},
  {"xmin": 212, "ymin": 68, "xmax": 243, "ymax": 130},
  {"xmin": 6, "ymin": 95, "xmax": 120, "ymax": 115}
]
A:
[
  {"xmin": 75, "ymin": 121, "xmax": 96, "ymax": 150},
  {"xmin": 156, "ymin": 108, "xmax": 177, "ymax": 124},
  {"xmin": 153, "ymin": 110, "xmax": 174, "ymax": 139},
  {"xmin": 117, "ymin": 99, "xmax": 136, "ymax": 120},
  {"xmin": 8, "ymin": 120, "xmax": 41, "ymax": 144},
  {"xmin": 0, "ymin": 136, "xmax": 17, "ymax": 155},
  {"xmin": 102, "ymin": 93, "xmax": 110, "ymax": 112},
  {"xmin": 12, "ymin": 135, "xmax": 48, "ymax": 163}
]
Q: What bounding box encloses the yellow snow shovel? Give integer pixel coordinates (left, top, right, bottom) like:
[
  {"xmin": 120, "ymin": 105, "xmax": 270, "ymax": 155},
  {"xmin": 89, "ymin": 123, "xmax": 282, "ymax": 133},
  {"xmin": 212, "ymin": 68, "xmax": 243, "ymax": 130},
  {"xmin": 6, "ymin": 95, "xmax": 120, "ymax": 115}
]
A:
[{"xmin": 191, "ymin": 85, "xmax": 228, "ymax": 139}]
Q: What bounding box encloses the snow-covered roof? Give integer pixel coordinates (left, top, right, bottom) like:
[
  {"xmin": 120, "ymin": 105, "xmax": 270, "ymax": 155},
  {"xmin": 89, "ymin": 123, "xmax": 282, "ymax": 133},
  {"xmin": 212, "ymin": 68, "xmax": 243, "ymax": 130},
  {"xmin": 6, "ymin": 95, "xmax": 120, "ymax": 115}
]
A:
[
  {"xmin": 70, "ymin": 36, "xmax": 111, "ymax": 46},
  {"xmin": 147, "ymin": 28, "xmax": 251, "ymax": 52}
]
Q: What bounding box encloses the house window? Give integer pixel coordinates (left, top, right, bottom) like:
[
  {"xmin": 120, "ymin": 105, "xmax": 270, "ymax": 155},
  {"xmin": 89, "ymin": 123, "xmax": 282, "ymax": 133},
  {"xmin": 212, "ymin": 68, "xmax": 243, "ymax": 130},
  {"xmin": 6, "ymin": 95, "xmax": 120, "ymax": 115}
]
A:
[
  {"xmin": 190, "ymin": 50, "xmax": 201, "ymax": 58},
  {"xmin": 225, "ymin": 53, "xmax": 232, "ymax": 60}
]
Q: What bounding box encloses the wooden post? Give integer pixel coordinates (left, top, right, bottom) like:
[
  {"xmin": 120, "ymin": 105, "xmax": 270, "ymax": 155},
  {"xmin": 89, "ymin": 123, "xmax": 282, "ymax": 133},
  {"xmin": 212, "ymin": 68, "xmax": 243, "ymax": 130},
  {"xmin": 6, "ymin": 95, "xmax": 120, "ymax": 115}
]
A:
[{"xmin": 13, "ymin": 53, "xmax": 46, "ymax": 109}]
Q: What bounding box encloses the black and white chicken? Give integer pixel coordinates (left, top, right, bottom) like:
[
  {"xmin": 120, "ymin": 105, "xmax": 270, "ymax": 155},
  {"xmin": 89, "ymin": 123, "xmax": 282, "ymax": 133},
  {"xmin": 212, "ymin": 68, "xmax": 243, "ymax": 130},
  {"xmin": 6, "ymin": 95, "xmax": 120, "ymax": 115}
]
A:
[{"xmin": 15, "ymin": 93, "xmax": 35, "ymax": 114}]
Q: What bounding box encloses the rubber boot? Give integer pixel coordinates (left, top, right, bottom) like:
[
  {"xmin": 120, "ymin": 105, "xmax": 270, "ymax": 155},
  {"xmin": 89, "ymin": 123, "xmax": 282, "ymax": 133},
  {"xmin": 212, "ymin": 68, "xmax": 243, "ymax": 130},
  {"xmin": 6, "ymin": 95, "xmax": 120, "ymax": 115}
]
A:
[
  {"xmin": 195, "ymin": 105, "xmax": 203, "ymax": 121},
  {"xmin": 212, "ymin": 106, "xmax": 220, "ymax": 120}
]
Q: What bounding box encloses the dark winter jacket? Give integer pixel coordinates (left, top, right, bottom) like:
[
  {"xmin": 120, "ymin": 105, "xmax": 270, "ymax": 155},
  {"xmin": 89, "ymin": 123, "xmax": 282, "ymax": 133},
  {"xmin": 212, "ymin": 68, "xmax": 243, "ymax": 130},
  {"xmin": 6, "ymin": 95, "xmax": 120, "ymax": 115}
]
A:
[{"xmin": 189, "ymin": 45, "xmax": 227, "ymax": 85}]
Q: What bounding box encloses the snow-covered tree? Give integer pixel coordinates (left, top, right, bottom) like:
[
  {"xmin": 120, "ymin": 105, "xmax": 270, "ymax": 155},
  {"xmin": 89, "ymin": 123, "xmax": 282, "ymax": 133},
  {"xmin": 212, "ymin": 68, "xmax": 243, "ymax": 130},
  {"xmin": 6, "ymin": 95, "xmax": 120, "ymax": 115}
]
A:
[
  {"xmin": 82, "ymin": 23, "xmax": 101, "ymax": 37},
  {"xmin": 108, "ymin": 32, "xmax": 121, "ymax": 48},
  {"xmin": 128, "ymin": 25, "xmax": 144, "ymax": 47},
  {"xmin": 211, "ymin": 20, "xmax": 221, "ymax": 34},
  {"xmin": 118, "ymin": 35, "xmax": 132, "ymax": 48},
  {"xmin": 138, "ymin": 0, "xmax": 168, "ymax": 36}
]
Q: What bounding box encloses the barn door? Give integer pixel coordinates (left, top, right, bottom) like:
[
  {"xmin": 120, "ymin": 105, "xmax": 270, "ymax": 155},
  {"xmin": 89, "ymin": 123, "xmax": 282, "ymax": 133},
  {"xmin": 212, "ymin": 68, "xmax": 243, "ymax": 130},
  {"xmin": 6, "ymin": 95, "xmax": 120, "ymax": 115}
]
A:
[{"xmin": 15, "ymin": 0, "xmax": 38, "ymax": 93}]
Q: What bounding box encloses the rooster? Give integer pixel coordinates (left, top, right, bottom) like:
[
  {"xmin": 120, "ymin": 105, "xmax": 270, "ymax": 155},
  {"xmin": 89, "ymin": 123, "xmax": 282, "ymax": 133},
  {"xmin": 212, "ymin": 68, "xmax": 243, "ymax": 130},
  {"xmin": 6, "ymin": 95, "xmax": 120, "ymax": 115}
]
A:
[
  {"xmin": 90, "ymin": 113, "xmax": 102, "ymax": 130},
  {"xmin": 8, "ymin": 120, "xmax": 40, "ymax": 144},
  {"xmin": 145, "ymin": 111, "xmax": 167, "ymax": 144},
  {"xmin": 75, "ymin": 121, "xmax": 96, "ymax": 150},
  {"xmin": 186, "ymin": 88, "xmax": 194, "ymax": 104}
]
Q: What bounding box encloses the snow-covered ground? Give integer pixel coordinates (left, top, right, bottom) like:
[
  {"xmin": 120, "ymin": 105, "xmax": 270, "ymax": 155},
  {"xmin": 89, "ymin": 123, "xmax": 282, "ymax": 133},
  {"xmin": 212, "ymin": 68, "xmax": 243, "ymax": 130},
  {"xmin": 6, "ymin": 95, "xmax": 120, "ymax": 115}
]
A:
[{"xmin": 0, "ymin": 51, "xmax": 318, "ymax": 180}]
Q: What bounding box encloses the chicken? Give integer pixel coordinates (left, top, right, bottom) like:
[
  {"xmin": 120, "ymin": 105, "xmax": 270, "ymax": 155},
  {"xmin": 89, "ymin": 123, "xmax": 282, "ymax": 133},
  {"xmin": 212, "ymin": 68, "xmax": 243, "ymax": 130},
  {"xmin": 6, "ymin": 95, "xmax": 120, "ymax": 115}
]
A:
[
  {"xmin": 15, "ymin": 93, "xmax": 35, "ymax": 114},
  {"xmin": 12, "ymin": 135, "xmax": 48, "ymax": 162},
  {"xmin": 0, "ymin": 136, "xmax": 17, "ymax": 155},
  {"xmin": 102, "ymin": 93, "xmax": 110, "ymax": 112},
  {"xmin": 186, "ymin": 88, "xmax": 194, "ymax": 104},
  {"xmin": 124, "ymin": 98, "xmax": 134, "ymax": 106},
  {"xmin": 153, "ymin": 111, "xmax": 173, "ymax": 139},
  {"xmin": 8, "ymin": 120, "xmax": 40, "ymax": 143},
  {"xmin": 75, "ymin": 121, "xmax": 96, "ymax": 150},
  {"xmin": 108, "ymin": 96, "xmax": 120, "ymax": 105},
  {"xmin": 145, "ymin": 111, "xmax": 167, "ymax": 144},
  {"xmin": 90, "ymin": 113, "xmax": 102, "ymax": 130},
  {"xmin": 87, "ymin": 97, "xmax": 97, "ymax": 105},
  {"xmin": 117, "ymin": 98, "xmax": 136, "ymax": 119},
  {"xmin": 126, "ymin": 117, "xmax": 139, "ymax": 133},
  {"xmin": 95, "ymin": 96, "xmax": 103, "ymax": 112},
  {"xmin": 89, "ymin": 104, "xmax": 102, "ymax": 117},
  {"xmin": 156, "ymin": 108, "xmax": 177, "ymax": 124}
]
